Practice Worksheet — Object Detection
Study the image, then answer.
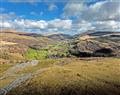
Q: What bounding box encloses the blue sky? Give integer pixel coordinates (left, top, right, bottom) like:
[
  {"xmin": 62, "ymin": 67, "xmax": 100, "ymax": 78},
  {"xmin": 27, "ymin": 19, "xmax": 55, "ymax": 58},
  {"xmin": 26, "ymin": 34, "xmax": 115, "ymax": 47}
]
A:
[
  {"xmin": 1, "ymin": 2, "xmax": 65, "ymax": 20},
  {"xmin": 0, "ymin": 0, "xmax": 120, "ymax": 35}
]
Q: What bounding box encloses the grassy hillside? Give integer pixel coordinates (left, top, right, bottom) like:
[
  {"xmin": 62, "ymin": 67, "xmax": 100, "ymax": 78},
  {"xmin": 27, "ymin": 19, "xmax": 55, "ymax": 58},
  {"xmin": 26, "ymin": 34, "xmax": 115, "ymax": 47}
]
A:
[
  {"xmin": 7, "ymin": 58, "xmax": 120, "ymax": 95},
  {"xmin": 0, "ymin": 30, "xmax": 120, "ymax": 95},
  {"xmin": 0, "ymin": 30, "xmax": 72, "ymax": 64},
  {"xmin": 0, "ymin": 30, "xmax": 55, "ymax": 64},
  {"xmin": 1, "ymin": 30, "xmax": 119, "ymax": 63},
  {"xmin": 69, "ymin": 32, "xmax": 120, "ymax": 57}
]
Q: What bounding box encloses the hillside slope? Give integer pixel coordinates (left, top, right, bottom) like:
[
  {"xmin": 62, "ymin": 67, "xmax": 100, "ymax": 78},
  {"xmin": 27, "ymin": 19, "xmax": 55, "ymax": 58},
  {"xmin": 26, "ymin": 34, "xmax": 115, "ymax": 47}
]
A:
[
  {"xmin": 0, "ymin": 30, "xmax": 54, "ymax": 63},
  {"xmin": 69, "ymin": 31, "xmax": 120, "ymax": 57},
  {"xmin": 7, "ymin": 58, "xmax": 120, "ymax": 95},
  {"xmin": 46, "ymin": 33, "xmax": 73, "ymax": 41}
]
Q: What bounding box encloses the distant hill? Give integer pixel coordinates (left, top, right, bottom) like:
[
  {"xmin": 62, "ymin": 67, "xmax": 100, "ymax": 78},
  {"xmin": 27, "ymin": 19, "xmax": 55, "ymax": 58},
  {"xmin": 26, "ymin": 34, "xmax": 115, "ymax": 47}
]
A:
[
  {"xmin": 69, "ymin": 31, "xmax": 120, "ymax": 57},
  {"xmin": 46, "ymin": 33, "xmax": 73, "ymax": 41},
  {"xmin": 78, "ymin": 30, "xmax": 120, "ymax": 37},
  {"xmin": 0, "ymin": 30, "xmax": 54, "ymax": 49},
  {"xmin": 0, "ymin": 29, "xmax": 43, "ymax": 37}
]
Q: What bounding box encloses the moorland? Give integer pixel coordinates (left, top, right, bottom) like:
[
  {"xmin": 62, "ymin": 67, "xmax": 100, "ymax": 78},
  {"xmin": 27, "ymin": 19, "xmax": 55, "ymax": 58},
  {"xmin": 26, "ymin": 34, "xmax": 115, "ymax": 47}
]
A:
[{"xmin": 0, "ymin": 29, "xmax": 120, "ymax": 95}]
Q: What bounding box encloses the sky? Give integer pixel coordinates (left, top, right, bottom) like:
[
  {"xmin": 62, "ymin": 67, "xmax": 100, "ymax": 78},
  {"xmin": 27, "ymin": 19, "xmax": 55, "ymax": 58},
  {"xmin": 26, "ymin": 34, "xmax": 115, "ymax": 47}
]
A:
[{"xmin": 0, "ymin": 0, "xmax": 120, "ymax": 35}]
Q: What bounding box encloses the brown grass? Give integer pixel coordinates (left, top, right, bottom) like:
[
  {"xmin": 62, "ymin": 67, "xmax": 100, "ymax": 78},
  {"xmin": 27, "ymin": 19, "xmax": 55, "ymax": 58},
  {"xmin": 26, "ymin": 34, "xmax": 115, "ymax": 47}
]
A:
[
  {"xmin": 7, "ymin": 58, "xmax": 120, "ymax": 95},
  {"xmin": 0, "ymin": 41, "xmax": 18, "ymax": 46}
]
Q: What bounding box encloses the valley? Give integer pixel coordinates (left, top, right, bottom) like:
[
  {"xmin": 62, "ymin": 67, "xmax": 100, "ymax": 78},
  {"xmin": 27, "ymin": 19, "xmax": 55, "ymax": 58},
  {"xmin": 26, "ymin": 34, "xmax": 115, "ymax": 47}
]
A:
[{"xmin": 0, "ymin": 29, "xmax": 120, "ymax": 95}]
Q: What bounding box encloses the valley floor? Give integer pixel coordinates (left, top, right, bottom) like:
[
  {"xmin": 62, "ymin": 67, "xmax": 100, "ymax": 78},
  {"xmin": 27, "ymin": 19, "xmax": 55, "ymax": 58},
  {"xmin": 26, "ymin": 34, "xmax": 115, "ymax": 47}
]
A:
[{"xmin": 0, "ymin": 57, "xmax": 120, "ymax": 95}]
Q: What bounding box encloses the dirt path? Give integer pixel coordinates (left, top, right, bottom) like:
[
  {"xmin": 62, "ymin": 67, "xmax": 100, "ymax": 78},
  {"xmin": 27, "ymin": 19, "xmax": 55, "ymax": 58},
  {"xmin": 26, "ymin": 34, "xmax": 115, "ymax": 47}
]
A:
[
  {"xmin": 0, "ymin": 64, "xmax": 48, "ymax": 95},
  {"xmin": 0, "ymin": 60, "xmax": 38, "ymax": 80},
  {"xmin": 0, "ymin": 73, "xmax": 32, "ymax": 95},
  {"xmin": 0, "ymin": 60, "xmax": 39, "ymax": 95}
]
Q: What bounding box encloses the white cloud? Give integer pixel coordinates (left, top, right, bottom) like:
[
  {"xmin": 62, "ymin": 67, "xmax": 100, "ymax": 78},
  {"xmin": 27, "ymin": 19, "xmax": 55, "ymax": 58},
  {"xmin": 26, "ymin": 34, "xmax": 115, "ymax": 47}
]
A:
[
  {"xmin": 62, "ymin": 3, "xmax": 86, "ymax": 18},
  {"xmin": 1, "ymin": 17, "xmax": 119, "ymax": 34},
  {"xmin": 0, "ymin": 12, "xmax": 19, "ymax": 21},
  {"xmin": 48, "ymin": 3, "xmax": 57, "ymax": 11},
  {"xmin": 63, "ymin": 1, "xmax": 120, "ymax": 21},
  {"xmin": 61, "ymin": 1, "xmax": 120, "ymax": 34},
  {"xmin": 76, "ymin": 20, "xmax": 95, "ymax": 31},
  {"xmin": 73, "ymin": 20, "xmax": 120, "ymax": 32},
  {"xmin": 0, "ymin": 21, "xmax": 12, "ymax": 28},
  {"xmin": 13, "ymin": 19, "xmax": 72, "ymax": 30},
  {"xmin": 94, "ymin": 20, "xmax": 120, "ymax": 30},
  {"xmin": 0, "ymin": 18, "xmax": 72, "ymax": 33},
  {"xmin": 83, "ymin": 1, "xmax": 120, "ymax": 21},
  {"xmin": 13, "ymin": 19, "xmax": 48, "ymax": 29},
  {"xmin": 48, "ymin": 19, "xmax": 72, "ymax": 29},
  {"xmin": 48, "ymin": 28, "xmax": 58, "ymax": 32}
]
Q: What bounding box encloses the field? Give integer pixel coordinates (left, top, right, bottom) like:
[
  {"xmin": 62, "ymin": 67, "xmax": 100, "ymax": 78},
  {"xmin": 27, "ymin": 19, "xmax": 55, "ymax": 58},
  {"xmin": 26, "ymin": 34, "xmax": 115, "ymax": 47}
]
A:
[{"xmin": 0, "ymin": 58, "xmax": 119, "ymax": 95}]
